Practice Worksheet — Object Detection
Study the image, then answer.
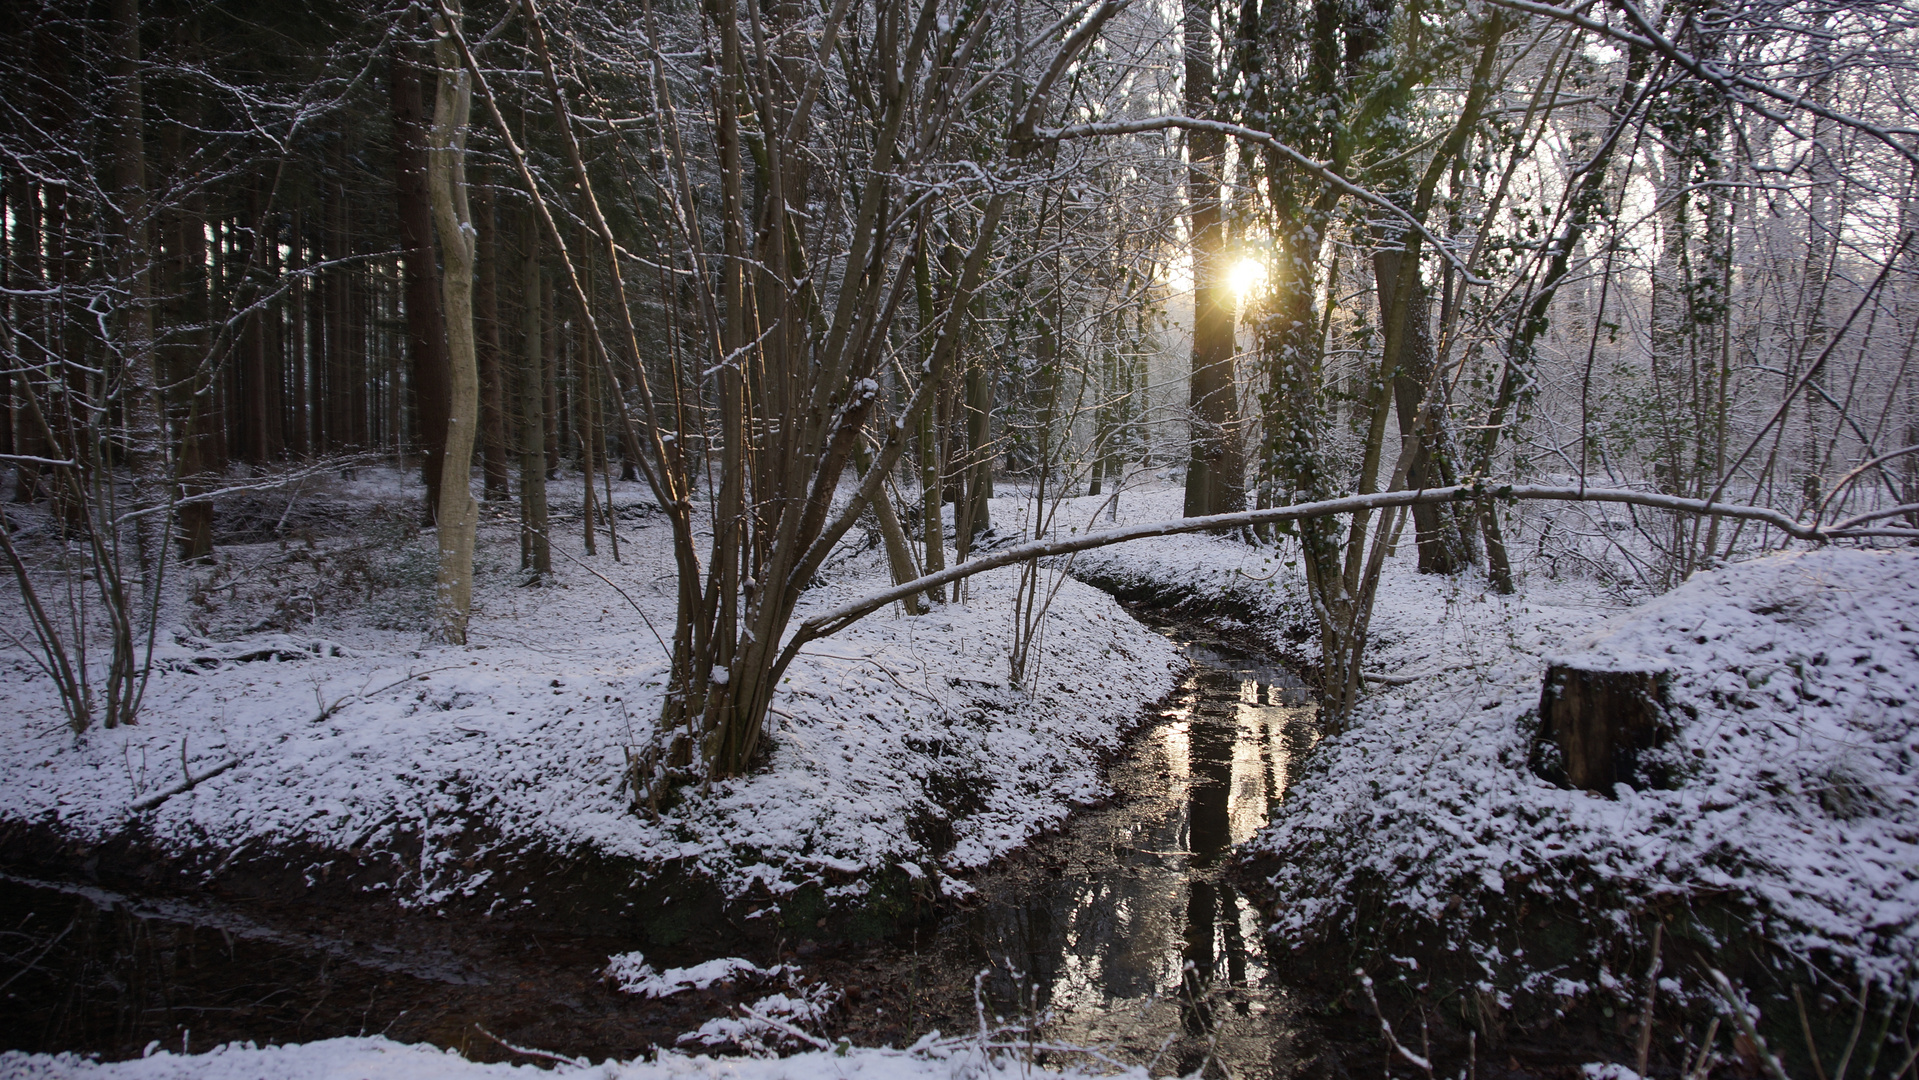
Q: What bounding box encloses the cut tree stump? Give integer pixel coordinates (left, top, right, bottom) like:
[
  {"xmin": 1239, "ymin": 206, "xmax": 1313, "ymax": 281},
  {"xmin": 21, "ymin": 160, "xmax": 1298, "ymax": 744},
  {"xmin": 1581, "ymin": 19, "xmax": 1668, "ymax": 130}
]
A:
[{"xmin": 1536, "ymin": 665, "xmax": 1670, "ymax": 793}]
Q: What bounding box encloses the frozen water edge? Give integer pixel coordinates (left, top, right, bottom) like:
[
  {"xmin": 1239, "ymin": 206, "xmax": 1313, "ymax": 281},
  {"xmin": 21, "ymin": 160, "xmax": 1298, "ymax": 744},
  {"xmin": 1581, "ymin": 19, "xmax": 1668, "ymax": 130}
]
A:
[{"xmin": 0, "ymin": 471, "xmax": 1182, "ymax": 910}]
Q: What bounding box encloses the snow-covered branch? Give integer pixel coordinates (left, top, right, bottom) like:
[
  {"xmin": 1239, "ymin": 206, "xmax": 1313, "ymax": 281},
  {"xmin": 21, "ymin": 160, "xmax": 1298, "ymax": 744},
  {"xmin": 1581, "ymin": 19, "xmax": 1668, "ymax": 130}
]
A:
[{"xmin": 790, "ymin": 484, "xmax": 1904, "ymax": 648}]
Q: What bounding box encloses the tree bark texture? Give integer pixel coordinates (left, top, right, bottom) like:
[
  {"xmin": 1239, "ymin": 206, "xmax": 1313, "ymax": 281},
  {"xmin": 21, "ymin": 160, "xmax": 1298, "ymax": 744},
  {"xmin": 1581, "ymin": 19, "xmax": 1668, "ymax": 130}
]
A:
[
  {"xmin": 517, "ymin": 201, "xmax": 550, "ymax": 578},
  {"xmin": 474, "ymin": 180, "xmax": 512, "ymax": 501},
  {"xmin": 1374, "ymin": 249, "xmax": 1468, "ymax": 573},
  {"xmin": 1534, "ymin": 665, "xmax": 1672, "ymax": 793},
  {"xmin": 427, "ymin": 4, "xmax": 479, "ymax": 646}
]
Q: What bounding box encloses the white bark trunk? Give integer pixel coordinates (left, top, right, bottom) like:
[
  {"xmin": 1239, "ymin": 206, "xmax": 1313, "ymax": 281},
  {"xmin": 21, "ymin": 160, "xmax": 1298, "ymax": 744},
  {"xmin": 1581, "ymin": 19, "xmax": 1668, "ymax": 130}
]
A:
[{"xmin": 428, "ymin": 1, "xmax": 479, "ymax": 645}]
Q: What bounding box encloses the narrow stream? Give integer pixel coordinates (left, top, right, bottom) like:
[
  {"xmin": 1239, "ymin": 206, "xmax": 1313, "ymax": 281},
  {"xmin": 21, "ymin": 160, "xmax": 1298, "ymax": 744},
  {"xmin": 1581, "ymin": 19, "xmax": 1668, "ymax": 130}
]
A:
[
  {"xmin": 0, "ymin": 620, "xmax": 1322, "ymax": 1074},
  {"xmin": 841, "ymin": 621, "xmax": 1321, "ymax": 1079}
]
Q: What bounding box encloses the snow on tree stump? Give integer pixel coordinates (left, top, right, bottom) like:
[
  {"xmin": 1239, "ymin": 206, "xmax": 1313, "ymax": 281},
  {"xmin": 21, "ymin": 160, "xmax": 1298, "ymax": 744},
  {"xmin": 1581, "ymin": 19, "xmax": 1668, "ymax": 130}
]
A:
[{"xmin": 1534, "ymin": 664, "xmax": 1671, "ymax": 794}]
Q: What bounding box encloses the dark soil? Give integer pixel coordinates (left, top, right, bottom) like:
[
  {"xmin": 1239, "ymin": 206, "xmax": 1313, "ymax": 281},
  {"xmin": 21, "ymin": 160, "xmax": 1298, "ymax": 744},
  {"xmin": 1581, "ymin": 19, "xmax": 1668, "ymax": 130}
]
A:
[{"xmin": 0, "ymin": 823, "xmax": 804, "ymax": 1065}]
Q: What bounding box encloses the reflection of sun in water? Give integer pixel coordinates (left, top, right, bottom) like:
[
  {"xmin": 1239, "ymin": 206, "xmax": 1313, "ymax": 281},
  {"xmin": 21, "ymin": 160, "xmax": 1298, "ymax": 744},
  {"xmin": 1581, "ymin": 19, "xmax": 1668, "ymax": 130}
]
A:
[{"xmin": 1226, "ymin": 256, "xmax": 1267, "ymax": 305}]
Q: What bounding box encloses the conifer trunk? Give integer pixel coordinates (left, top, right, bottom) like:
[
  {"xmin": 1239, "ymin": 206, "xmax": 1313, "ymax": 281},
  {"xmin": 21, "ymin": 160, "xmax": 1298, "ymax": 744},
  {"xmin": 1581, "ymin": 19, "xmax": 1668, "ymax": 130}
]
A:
[
  {"xmin": 475, "ymin": 181, "xmax": 511, "ymax": 501},
  {"xmin": 392, "ymin": 41, "xmax": 452, "ymax": 520},
  {"xmin": 518, "ymin": 202, "xmax": 550, "ymax": 578},
  {"xmin": 1181, "ymin": 0, "xmax": 1244, "ymax": 519}
]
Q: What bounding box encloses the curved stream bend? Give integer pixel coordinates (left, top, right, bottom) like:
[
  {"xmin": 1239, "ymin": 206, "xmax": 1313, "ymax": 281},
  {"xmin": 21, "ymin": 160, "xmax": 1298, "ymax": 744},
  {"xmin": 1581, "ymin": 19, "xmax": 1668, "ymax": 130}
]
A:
[{"xmin": 845, "ymin": 622, "xmax": 1321, "ymax": 1080}]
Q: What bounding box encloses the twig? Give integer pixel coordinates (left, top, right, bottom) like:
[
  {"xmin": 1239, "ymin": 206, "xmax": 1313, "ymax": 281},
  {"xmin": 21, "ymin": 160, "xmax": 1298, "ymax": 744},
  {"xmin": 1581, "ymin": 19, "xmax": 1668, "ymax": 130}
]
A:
[
  {"xmin": 130, "ymin": 756, "xmax": 241, "ymax": 813},
  {"xmin": 533, "ymin": 526, "xmax": 670, "ymax": 658},
  {"xmin": 1636, "ymin": 923, "xmax": 1664, "ymax": 1078},
  {"xmin": 1834, "ymin": 976, "xmax": 1872, "ymax": 1080},
  {"xmin": 0, "ymin": 916, "xmax": 73, "ymax": 993},
  {"xmin": 1889, "ymin": 1037, "xmax": 1919, "ymax": 1080},
  {"xmin": 1708, "ymin": 968, "xmax": 1793, "ymax": 1080},
  {"xmin": 1685, "ymin": 1018, "xmax": 1722, "ymax": 1080},
  {"xmin": 1357, "ymin": 968, "xmax": 1436, "ymax": 1077},
  {"xmin": 737, "ymin": 1003, "xmax": 834, "ymax": 1051},
  {"xmin": 1796, "ymin": 986, "xmax": 1832, "ymax": 1080},
  {"xmin": 471, "ymin": 1023, "xmax": 587, "ymax": 1067},
  {"xmin": 314, "ymin": 667, "xmax": 453, "ymax": 724}
]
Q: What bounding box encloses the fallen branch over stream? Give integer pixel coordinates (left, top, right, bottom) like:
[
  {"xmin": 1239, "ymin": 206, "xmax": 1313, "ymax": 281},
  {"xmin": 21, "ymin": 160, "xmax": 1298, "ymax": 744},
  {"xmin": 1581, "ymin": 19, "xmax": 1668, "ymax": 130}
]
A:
[{"xmin": 785, "ymin": 482, "xmax": 1914, "ymax": 659}]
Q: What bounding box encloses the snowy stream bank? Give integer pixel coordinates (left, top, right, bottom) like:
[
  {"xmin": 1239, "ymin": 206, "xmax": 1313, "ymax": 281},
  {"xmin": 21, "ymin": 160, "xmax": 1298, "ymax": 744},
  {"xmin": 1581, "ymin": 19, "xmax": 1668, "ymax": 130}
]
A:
[{"xmin": 0, "ymin": 474, "xmax": 1182, "ymax": 934}]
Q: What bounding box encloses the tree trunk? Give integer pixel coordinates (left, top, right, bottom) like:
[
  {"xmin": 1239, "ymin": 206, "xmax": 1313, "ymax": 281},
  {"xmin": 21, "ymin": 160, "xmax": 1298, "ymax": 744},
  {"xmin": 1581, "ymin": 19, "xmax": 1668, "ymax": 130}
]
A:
[
  {"xmin": 262, "ymin": 201, "xmax": 287, "ymax": 459},
  {"xmin": 1374, "ymin": 249, "xmax": 1467, "ymax": 573},
  {"xmin": 166, "ymin": 88, "xmax": 215, "ymax": 560},
  {"xmin": 347, "ymin": 220, "xmax": 368, "ymax": 449},
  {"xmin": 474, "ymin": 180, "xmax": 511, "ymax": 501},
  {"xmin": 306, "ymin": 210, "xmax": 328, "ymax": 453},
  {"xmin": 325, "ymin": 137, "xmax": 351, "ymax": 452},
  {"xmin": 392, "ymin": 41, "xmax": 452, "ymax": 521},
  {"xmin": 113, "ymin": 0, "xmax": 162, "ymax": 561},
  {"xmin": 964, "ymin": 351, "xmax": 994, "ymax": 541},
  {"xmin": 8, "ymin": 175, "xmax": 43, "ymax": 503},
  {"xmin": 288, "ymin": 209, "xmax": 309, "ymax": 457},
  {"xmin": 855, "ymin": 442, "xmax": 924, "ymax": 614},
  {"xmin": 518, "ymin": 202, "xmax": 550, "ymax": 578},
  {"xmin": 1534, "ymin": 665, "xmax": 1671, "ymax": 794},
  {"xmin": 576, "ymin": 250, "xmax": 600, "ymax": 557},
  {"xmin": 1181, "ymin": 0, "xmax": 1244, "ymax": 519},
  {"xmin": 914, "ymin": 241, "xmax": 945, "ymax": 601},
  {"xmin": 105, "ymin": 0, "xmax": 158, "ymax": 728},
  {"xmin": 543, "ymin": 274, "xmax": 560, "ymax": 478},
  {"xmin": 427, "ymin": 2, "xmax": 479, "ymax": 646},
  {"xmin": 0, "ymin": 182, "xmax": 13, "ymax": 492}
]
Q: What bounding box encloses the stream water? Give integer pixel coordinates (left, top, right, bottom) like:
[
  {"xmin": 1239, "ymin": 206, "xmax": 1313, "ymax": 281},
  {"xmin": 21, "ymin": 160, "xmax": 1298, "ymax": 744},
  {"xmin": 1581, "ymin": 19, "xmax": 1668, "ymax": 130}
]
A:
[
  {"xmin": 0, "ymin": 619, "xmax": 1323, "ymax": 1074},
  {"xmin": 827, "ymin": 619, "xmax": 1323, "ymax": 1079}
]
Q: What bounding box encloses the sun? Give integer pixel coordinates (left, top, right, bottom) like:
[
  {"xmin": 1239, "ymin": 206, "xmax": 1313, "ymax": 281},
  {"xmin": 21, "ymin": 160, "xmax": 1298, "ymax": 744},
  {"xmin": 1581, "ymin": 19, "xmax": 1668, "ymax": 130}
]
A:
[{"xmin": 1226, "ymin": 256, "xmax": 1267, "ymax": 305}]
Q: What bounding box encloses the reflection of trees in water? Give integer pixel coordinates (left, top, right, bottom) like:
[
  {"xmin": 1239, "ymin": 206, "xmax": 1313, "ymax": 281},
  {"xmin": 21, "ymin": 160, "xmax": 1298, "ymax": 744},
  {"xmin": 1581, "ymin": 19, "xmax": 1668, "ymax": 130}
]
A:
[
  {"xmin": 953, "ymin": 649, "xmax": 1313, "ymax": 1078},
  {"xmin": 1180, "ymin": 675, "xmax": 1253, "ymax": 1047}
]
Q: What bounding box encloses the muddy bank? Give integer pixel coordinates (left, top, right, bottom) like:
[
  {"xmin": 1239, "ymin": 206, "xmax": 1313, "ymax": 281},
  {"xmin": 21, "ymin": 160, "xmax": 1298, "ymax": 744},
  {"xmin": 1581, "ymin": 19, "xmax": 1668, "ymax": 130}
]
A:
[
  {"xmin": 0, "ymin": 868, "xmax": 723, "ymax": 1063},
  {"xmin": 0, "ymin": 814, "xmax": 927, "ymax": 1062},
  {"xmin": 0, "ymin": 820, "xmax": 851, "ymax": 1063}
]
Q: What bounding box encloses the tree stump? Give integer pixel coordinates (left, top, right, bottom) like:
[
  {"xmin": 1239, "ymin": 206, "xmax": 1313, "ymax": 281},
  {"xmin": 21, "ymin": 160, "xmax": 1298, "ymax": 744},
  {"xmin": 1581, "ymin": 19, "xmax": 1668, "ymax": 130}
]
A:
[{"xmin": 1535, "ymin": 665, "xmax": 1670, "ymax": 793}]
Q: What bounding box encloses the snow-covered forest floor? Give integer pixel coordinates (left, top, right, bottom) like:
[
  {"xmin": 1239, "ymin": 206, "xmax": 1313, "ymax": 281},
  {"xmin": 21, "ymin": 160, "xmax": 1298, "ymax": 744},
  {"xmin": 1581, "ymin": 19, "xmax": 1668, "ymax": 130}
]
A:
[
  {"xmin": 5, "ymin": 1032, "xmax": 1154, "ymax": 1080},
  {"xmin": 0, "ymin": 468, "xmax": 1183, "ymax": 915},
  {"xmin": 5, "ymin": 469, "xmax": 1917, "ymax": 1077},
  {"xmin": 1240, "ymin": 542, "xmax": 1919, "ymax": 1030}
]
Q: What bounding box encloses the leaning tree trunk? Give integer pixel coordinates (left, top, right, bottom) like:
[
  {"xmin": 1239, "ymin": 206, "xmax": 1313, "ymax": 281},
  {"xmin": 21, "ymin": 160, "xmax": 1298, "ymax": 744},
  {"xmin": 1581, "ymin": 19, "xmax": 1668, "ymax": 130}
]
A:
[{"xmin": 427, "ymin": 1, "xmax": 480, "ymax": 646}]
